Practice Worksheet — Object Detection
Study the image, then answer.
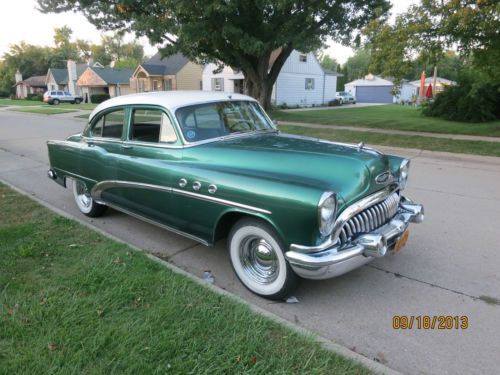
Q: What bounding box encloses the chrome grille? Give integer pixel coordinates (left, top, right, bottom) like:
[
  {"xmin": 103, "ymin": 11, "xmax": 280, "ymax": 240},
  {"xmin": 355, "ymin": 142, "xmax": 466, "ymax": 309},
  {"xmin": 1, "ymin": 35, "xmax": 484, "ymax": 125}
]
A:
[{"xmin": 339, "ymin": 192, "xmax": 400, "ymax": 244}]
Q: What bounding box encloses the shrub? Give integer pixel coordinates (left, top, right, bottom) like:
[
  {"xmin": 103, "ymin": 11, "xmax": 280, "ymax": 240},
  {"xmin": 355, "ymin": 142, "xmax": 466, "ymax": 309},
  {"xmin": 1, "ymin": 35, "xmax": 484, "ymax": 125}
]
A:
[
  {"xmin": 328, "ymin": 99, "xmax": 341, "ymax": 106},
  {"xmin": 279, "ymin": 102, "xmax": 289, "ymax": 109},
  {"xmin": 10, "ymin": 94, "xmax": 17, "ymax": 100},
  {"xmin": 0, "ymin": 90, "xmax": 10, "ymax": 98},
  {"xmin": 27, "ymin": 93, "xmax": 43, "ymax": 101},
  {"xmin": 422, "ymin": 71, "xmax": 500, "ymax": 122},
  {"xmin": 90, "ymin": 93, "xmax": 111, "ymax": 104}
]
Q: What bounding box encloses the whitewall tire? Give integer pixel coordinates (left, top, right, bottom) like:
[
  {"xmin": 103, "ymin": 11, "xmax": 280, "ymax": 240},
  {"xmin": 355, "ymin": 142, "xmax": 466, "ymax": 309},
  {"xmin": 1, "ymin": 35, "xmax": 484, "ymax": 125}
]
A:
[
  {"xmin": 72, "ymin": 179, "xmax": 107, "ymax": 217},
  {"xmin": 228, "ymin": 218, "xmax": 299, "ymax": 300}
]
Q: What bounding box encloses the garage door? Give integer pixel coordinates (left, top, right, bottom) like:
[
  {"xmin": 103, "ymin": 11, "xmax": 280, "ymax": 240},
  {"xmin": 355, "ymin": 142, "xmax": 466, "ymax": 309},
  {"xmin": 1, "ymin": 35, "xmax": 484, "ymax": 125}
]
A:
[{"xmin": 356, "ymin": 86, "xmax": 393, "ymax": 103}]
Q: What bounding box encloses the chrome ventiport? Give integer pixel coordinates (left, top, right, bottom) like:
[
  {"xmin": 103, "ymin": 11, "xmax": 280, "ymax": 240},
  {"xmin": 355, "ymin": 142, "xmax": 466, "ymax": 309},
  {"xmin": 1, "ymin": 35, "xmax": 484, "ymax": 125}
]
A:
[
  {"xmin": 179, "ymin": 178, "xmax": 187, "ymax": 188},
  {"xmin": 208, "ymin": 184, "xmax": 217, "ymax": 194},
  {"xmin": 193, "ymin": 181, "xmax": 201, "ymax": 191}
]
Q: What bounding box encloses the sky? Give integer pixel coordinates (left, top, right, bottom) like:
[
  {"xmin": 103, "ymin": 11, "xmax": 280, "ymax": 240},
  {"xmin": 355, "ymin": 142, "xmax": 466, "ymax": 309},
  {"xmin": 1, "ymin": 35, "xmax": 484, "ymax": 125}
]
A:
[{"xmin": 1, "ymin": 0, "xmax": 418, "ymax": 64}]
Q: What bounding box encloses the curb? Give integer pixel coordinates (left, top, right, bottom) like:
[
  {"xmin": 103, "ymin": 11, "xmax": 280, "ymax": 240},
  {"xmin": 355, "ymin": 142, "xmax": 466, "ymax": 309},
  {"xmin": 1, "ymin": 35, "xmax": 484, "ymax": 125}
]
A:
[{"xmin": 1, "ymin": 177, "xmax": 401, "ymax": 375}]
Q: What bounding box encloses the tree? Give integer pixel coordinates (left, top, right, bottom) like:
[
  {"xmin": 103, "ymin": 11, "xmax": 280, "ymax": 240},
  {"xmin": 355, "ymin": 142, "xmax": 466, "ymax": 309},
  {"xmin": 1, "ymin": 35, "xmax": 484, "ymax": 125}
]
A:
[
  {"xmin": 317, "ymin": 53, "xmax": 338, "ymax": 72},
  {"xmin": 38, "ymin": 0, "xmax": 391, "ymax": 109},
  {"xmin": 366, "ymin": 0, "xmax": 500, "ymax": 86},
  {"xmin": 343, "ymin": 48, "xmax": 371, "ymax": 82}
]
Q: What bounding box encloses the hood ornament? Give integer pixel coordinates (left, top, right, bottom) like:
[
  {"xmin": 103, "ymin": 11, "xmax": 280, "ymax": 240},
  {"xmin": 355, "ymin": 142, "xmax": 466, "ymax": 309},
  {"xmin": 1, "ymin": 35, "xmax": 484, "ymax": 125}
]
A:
[{"xmin": 357, "ymin": 141, "xmax": 364, "ymax": 152}]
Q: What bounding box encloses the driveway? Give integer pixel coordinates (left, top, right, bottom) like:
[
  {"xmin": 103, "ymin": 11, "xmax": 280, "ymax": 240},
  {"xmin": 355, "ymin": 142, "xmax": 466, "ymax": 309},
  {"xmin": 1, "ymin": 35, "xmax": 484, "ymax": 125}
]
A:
[{"xmin": 1, "ymin": 110, "xmax": 499, "ymax": 375}]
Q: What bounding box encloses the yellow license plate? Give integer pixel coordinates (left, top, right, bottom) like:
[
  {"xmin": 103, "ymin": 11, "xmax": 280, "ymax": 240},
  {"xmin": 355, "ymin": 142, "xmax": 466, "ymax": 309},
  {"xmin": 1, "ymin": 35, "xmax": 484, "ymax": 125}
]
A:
[{"xmin": 393, "ymin": 229, "xmax": 410, "ymax": 254}]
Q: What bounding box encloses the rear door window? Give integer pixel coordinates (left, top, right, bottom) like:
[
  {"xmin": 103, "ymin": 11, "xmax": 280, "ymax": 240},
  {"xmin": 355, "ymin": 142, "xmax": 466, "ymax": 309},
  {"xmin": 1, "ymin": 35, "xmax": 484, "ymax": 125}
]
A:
[
  {"xmin": 91, "ymin": 109, "xmax": 125, "ymax": 139},
  {"xmin": 129, "ymin": 108, "xmax": 177, "ymax": 144}
]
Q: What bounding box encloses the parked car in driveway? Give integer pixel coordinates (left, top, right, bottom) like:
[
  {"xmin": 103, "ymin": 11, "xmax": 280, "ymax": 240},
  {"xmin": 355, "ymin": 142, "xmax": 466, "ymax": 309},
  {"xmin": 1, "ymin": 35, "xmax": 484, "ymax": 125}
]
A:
[
  {"xmin": 335, "ymin": 91, "xmax": 356, "ymax": 104},
  {"xmin": 43, "ymin": 90, "xmax": 83, "ymax": 105},
  {"xmin": 46, "ymin": 91, "xmax": 424, "ymax": 299}
]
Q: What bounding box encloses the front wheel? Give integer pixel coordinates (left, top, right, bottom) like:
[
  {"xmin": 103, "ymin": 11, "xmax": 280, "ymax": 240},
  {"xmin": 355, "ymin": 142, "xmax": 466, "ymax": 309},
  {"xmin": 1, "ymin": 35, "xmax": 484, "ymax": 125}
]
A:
[
  {"xmin": 338, "ymin": 98, "xmax": 343, "ymax": 105},
  {"xmin": 53, "ymin": 99, "xmax": 60, "ymax": 105},
  {"xmin": 72, "ymin": 179, "xmax": 107, "ymax": 217},
  {"xmin": 75, "ymin": 98, "xmax": 81, "ymax": 104},
  {"xmin": 228, "ymin": 218, "xmax": 299, "ymax": 300}
]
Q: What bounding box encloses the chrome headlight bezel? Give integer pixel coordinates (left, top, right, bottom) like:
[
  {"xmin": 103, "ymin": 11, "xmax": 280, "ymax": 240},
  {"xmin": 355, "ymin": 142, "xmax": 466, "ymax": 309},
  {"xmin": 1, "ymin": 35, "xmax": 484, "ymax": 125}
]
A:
[
  {"xmin": 399, "ymin": 159, "xmax": 410, "ymax": 190},
  {"xmin": 318, "ymin": 192, "xmax": 337, "ymax": 237}
]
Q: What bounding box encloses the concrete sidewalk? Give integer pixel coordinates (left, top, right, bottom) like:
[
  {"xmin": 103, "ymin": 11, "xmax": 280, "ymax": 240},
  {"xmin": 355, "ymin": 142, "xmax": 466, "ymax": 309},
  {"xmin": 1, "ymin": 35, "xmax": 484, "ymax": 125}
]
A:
[{"xmin": 279, "ymin": 120, "xmax": 500, "ymax": 143}]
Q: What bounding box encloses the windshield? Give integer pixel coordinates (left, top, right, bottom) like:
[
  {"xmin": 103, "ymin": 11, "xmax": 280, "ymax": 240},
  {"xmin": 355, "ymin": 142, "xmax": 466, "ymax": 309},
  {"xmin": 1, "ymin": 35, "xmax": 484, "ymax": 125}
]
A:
[{"xmin": 175, "ymin": 100, "xmax": 275, "ymax": 143}]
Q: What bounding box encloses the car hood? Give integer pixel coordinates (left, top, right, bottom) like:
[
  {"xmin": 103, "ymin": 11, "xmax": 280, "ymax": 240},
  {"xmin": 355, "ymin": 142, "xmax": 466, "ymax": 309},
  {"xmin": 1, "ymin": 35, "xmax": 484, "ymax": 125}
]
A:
[{"xmin": 183, "ymin": 132, "xmax": 393, "ymax": 206}]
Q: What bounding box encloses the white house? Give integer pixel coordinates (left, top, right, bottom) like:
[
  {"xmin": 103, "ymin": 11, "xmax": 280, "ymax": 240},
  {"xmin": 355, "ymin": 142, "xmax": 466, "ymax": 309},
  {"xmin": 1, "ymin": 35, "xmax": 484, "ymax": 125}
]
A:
[
  {"xmin": 202, "ymin": 50, "xmax": 341, "ymax": 106},
  {"xmin": 345, "ymin": 74, "xmax": 417, "ymax": 103},
  {"xmin": 409, "ymin": 77, "xmax": 456, "ymax": 96}
]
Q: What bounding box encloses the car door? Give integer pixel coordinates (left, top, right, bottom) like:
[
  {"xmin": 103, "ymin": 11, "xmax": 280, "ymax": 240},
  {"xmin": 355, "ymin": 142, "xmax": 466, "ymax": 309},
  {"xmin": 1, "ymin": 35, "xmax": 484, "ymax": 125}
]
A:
[
  {"xmin": 64, "ymin": 92, "xmax": 73, "ymax": 102},
  {"xmin": 113, "ymin": 106, "xmax": 184, "ymax": 228},
  {"xmin": 80, "ymin": 107, "xmax": 127, "ymax": 205}
]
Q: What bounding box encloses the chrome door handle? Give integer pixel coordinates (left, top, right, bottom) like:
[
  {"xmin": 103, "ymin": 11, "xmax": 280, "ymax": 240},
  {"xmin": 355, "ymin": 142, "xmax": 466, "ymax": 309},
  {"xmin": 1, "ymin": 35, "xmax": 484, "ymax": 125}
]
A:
[
  {"xmin": 121, "ymin": 144, "xmax": 133, "ymax": 149},
  {"xmin": 87, "ymin": 141, "xmax": 95, "ymax": 147}
]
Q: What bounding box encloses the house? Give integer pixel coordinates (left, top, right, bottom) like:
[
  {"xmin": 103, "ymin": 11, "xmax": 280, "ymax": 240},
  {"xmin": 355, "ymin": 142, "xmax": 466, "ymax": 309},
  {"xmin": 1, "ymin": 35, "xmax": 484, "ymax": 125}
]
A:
[
  {"xmin": 345, "ymin": 74, "xmax": 419, "ymax": 103},
  {"xmin": 77, "ymin": 67, "xmax": 134, "ymax": 102},
  {"xmin": 202, "ymin": 50, "xmax": 341, "ymax": 106},
  {"xmin": 130, "ymin": 52, "xmax": 204, "ymax": 92},
  {"xmin": 409, "ymin": 77, "xmax": 456, "ymax": 96},
  {"xmin": 14, "ymin": 71, "xmax": 47, "ymax": 98},
  {"xmin": 46, "ymin": 60, "xmax": 104, "ymax": 95}
]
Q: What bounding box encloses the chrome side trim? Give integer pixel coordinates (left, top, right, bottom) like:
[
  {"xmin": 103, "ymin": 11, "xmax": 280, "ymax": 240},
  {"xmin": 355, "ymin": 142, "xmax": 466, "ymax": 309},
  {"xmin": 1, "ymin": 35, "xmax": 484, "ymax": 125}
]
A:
[
  {"xmin": 103, "ymin": 201, "xmax": 209, "ymax": 246},
  {"xmin": 171, "ymin": 187, "xmax": 272, "ymax": 214},
  {"xmin": 90, "ymin": 180, "xmax": 272, "ymax": 215},
  {"xmin": 290, "ymin": 187, "xmax": 397, "ymax": 253},
  {"xmin": 55, "ymin": 168, "xmax": 97, "ymax": 184}
]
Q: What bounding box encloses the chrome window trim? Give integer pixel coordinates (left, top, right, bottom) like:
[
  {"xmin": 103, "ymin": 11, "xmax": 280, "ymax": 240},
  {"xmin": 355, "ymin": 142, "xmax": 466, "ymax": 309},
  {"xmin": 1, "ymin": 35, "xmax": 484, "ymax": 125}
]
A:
[{"xmin": 90, "ymin": 180, "xmax": 272, "ymax": 215}]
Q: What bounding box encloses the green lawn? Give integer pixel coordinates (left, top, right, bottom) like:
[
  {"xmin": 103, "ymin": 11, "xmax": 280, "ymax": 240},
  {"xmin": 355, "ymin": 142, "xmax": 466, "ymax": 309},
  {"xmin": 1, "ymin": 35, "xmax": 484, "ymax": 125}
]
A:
[
  {"xmin": 0, "ymin": 99, "xmax": 47, "ymax": 107},
  {"xmin": 270, "ymin": 105, "xmax": 500, "ymax": 137},
  {"xmin": 280, "ymin": 125, "xmax": 500, "ymax": 158},
  {"xmin": 9, "ymin": 107, "xmax": 78, "ymax": 115},
  {"xmin": 59, "ymin": 103, "xmax": 97, "ymax": 110},
  {"xmin": 0, "ymin": 183, "xmax": 371, "ymax": 375}
]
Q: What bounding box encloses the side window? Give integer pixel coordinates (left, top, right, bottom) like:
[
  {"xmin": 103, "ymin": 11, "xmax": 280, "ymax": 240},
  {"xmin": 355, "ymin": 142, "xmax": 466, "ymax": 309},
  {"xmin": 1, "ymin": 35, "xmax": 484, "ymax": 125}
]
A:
[
  {"xmin": 299, "ymin": 54, "xmax": 307, "ymax": 62},
  {"xmin": 56, "ymin": 91, "xmax": 63, "ymax": 96},
  {"xmin": 305, "ymin": 78, "xmax": 315, "ymax": 90},
  {"xmin": 90, "ymin": 109, "xmax": 125, "ymax": 139},
  {"xmin": 130, "ymin": 108, "xmax": 177, "ymax": 143}
]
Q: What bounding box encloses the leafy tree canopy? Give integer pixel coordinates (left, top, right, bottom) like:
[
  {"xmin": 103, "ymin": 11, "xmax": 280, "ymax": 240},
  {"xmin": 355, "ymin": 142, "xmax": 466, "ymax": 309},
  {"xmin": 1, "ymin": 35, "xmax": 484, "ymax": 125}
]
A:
[
  {"xmin": 317, "ymin": 53, "xmax": 338, "ymax": 72},
  {"xmin": 366, "ymin": 0, "xmax": 500, "ymax": 85},
  {"xmin": 37, "ymin": 0, "xmax": 391, "ymax": 108}
]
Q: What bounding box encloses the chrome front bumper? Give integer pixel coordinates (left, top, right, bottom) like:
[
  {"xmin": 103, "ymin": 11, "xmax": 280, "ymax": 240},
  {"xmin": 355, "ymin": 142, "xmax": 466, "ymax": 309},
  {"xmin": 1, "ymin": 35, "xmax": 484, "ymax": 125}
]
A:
[{"xmin": 285, "ymin": 197, "xmax": 424, "ymax": 280}]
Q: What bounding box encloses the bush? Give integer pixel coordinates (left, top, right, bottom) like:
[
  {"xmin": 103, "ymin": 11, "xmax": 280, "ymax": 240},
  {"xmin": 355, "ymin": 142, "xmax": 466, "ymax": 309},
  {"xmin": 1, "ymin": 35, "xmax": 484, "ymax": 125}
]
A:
[
  {"xmin": 27, "ymin": 93, "xmax": 43, "ymax": 101},
  {"xmin": 0, "ymin": 90, "xmax": 10, "ymax": 98},
  {"xmin": 90, "ymin": 93, "xmax": 111, "ymax": 104},
  {"xmin": 279, "ymin": 102, "xmax": 289, "ymax": 109},
  {"xmin": 422, "ymin": 71, "xmax": 500, "ymax": 122},
  {"xmin": 328, "ymin": 99, "xmax": 341, "ymax": 106}
]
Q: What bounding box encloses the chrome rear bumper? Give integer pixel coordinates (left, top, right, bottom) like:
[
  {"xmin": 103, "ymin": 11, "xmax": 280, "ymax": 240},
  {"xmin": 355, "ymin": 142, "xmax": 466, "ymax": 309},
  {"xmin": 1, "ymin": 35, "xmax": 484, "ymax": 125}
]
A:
[{"xmin": 285, "ymin": 198, "xmax": 424, "ymax": 280}]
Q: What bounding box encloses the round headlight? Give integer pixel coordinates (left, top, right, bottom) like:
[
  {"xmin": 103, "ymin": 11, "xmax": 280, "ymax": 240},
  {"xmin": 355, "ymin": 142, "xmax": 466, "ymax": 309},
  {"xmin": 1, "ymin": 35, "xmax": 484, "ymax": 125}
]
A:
[
  {"xmin": 399, "ymin": 159, "xmax": 410, "ymax": 190},
  {"xmin": 318, "ymin": 192, "xmax": 337, "ymax": 237}
]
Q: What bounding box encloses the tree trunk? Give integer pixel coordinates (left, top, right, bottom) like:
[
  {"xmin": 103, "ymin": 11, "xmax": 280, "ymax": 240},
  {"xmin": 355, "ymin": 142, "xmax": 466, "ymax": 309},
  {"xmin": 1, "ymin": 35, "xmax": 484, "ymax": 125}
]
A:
[{"xmin": 245, "ymin": 78, "xmax": 273, "ymax": 110}]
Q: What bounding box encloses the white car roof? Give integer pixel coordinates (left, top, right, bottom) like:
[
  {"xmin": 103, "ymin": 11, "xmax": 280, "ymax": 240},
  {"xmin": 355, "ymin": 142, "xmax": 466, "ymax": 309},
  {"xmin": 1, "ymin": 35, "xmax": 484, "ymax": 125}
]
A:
[{"xmin": 89, "ymin": 91, "xmax": 257, "ymax": 120}]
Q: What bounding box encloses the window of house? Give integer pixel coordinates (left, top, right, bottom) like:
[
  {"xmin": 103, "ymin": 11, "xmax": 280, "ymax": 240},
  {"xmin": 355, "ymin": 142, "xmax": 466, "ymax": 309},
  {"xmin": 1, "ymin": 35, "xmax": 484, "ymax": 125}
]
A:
[
  {"xmin": 91, "ymin": 109, "xmax": 125, "ymax": 139},
  {"xmin": 153, "ymin": 80, "xmax": 162, "ymax": 91},
  {"xmin": 130, "ymin": 108, "xmax": 177, "ymax": 144},
  {"xmin": 305, "ymin": 78, "xmax": 315, "ymax": 90},
  {"xmin": 299, "ymin": 54, "xmax": 307, "ymax": 62},
  {"xmin": 164, "ymin": 79, "xmax": 173, "ymax": 91},
  {"xmin": 211, "ymin": 78, "xmax": 224, "ymax": 91}
]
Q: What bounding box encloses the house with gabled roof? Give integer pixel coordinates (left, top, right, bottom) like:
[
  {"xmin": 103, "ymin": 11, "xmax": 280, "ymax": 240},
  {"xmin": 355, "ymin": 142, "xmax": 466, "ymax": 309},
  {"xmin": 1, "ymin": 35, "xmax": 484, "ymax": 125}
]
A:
[
  {"xmin": 14, "ymin": 71, "xmax": 47, "ymax": 98},
  {"xmin": 45, "ymin": 60, "xmax": 104, "ymax": 95},
  {"xmin": 77, "ymin": 67, "xmax": 135, "ymax": 102},
  {"xmin": 202, "ymin": 50, "xmax": 342, "ymax": 106},
  {"xmin": 130, "ymin": 52, "xmax": 204, "ymax": 92}
]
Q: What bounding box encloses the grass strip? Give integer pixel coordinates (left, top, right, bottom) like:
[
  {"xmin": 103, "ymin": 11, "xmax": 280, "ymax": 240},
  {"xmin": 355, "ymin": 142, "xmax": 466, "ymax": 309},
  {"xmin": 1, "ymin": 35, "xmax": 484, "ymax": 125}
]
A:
[
  {"xmin": 0, "ymin": 183, "xmax": 371, "ymax": 374},
  {"xmin": 0, "ymin": 99, "xmax": 47, "ymax": 107},
  {"xmin": 270, "ymin": 105, "xmax": 500, "ymax": 138},
  {"xmin": 9, "ymin": 107, "xmax": 77, "ymax": 115},
  {"xmin": 280, "ymin": 125, "xmax": 500, "ymax": 158}
]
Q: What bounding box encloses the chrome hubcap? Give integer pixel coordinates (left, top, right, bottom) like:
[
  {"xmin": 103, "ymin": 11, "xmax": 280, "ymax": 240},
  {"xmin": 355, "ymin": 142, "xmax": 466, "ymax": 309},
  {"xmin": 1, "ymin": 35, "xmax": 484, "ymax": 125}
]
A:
[
  {"xmin": 75, "ymin": 181, "xmax": 92, "ymax": 208},
  {"xmin": 239, "ymin": 236, "xmax": 279, "ymax": 285}
]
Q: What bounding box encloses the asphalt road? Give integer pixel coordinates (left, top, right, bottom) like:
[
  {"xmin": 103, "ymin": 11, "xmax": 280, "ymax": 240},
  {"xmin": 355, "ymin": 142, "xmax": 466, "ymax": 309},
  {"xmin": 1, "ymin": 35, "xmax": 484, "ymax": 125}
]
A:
[{"xmin": 1, "ymin": 109, "xmax": 499, "ymax": 375}]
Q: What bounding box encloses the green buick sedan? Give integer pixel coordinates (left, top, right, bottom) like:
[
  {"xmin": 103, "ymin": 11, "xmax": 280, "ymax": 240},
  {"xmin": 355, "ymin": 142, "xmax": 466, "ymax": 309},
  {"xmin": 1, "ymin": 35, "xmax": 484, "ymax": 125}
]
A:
[{"xmin": 47, "ymin": 91, "xmax": 424, "ymax": 300}]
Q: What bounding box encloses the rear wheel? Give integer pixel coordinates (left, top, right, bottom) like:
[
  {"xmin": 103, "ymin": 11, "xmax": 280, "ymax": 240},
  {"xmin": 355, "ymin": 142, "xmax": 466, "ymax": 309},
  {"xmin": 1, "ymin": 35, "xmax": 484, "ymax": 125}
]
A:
[
  {"xmin": 228, "ymin": 218, "xmax": 299, "ymax": 300},
  {"xmin": 72, "ymin": 179, "xmax": 107, "ymax": 217},
  {"xmin": 75, "ymin": 98, "xmax": 81, "ymax": 104}
]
